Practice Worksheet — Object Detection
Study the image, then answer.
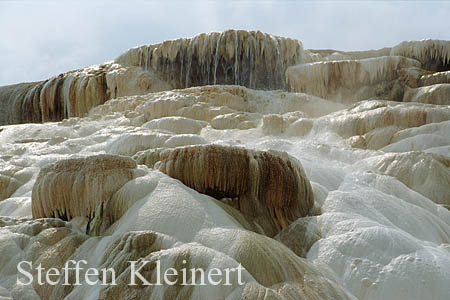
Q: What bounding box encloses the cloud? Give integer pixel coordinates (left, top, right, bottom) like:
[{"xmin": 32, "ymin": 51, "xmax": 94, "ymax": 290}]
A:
[{"xmin": 0, "ymin": 0, "xmax": 449, "ymax": 86}]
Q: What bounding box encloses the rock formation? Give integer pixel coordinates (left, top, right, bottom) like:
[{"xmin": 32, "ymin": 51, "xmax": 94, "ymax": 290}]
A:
[
  {"xmin": 116, "ymin": 29, "xmax": 304, "ymax": 90},
  {"xmin": 390, "ymin": 39, "xmax": 450, "ymax": 71},
  {"xmin": 1, "ymin": 33, "xmax": 449, "ymax": 127},
  {"xmin": 0, "ymin": 30, "xmax": 449, "ymax": 300},
  {"xmin": 156, "ymin": 144, "xmax": 314, "ymax": 237},
  {"xmin": 0, "ymin": 64, "xmax": 170, "ymax": 125},
  {"xmin": 0, "ymin": 217, "xmax": 87, "ymax": 300},
  {"xmin": 287, "ymin": 56, "xmax": 420, "ymax": 103},
  {"xmin": 404, "ymin": 83, "xmax": 450, "ymax": 105},
  {"xmin": 356, "ymin": 151, "xmax": 450, "ymax": 206},
  {"xmin": 142, "ymin": 116, "xmax": 207, "ymax": 134},
  {"xmin": 314, "ymin": 100, "xmax": 450, "ymax": 150},
  {"xmin": 95, "ymin": 229, "xmax": 354, "ymax": 300},
  {"xmin": 287, "ymin": 39, "xmax": 450, "ymax": 104},
  {"xmin": 275, "ymin": 216, "xmax": 321, "ymax": 258},
  {"xmin": 31, "ymin": 154, "xmax": 137, "ymax": 221}
]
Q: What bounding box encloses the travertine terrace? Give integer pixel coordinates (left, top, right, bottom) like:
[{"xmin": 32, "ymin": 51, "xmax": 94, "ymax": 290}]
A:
[{"xmin": 0, "ymin": 30, "xmax": 449, "ymax": 300}]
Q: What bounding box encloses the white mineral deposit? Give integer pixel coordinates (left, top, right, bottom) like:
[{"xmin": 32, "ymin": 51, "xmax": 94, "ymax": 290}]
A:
[{"xmin": 0, "ymin": 8, "xmax": 449, "ymax": 300}]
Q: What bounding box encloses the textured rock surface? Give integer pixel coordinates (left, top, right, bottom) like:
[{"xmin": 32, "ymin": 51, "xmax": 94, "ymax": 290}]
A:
[
  {"xmin": 314, "ymin": 100, "xmax": 450, "ymax": 150},
  {"xmin": 356, "ymin": 151, "xmax": 450, "ymax": 205},
  {"xmin": 404, "ymin": 83, "xmax": 450, "ymax": 105},
  {"xmin": 157, "ymin": 144, "xmax": 314, "ymax": 237},
  {"xmin": 0, "ymin": 63, "xmax": 170, "ymax": 125},
  {"xmin": 390, "ymin": 39, "xmax": 450, "ymax": 71},
  {"xmin": 31, "ymin": 154, "xmax": 137, "ymax": 220},
  {"xmin": 116, "ymin": 29, "xmax": 304, "ymax": 90},
  {"xmin": 0, "ymin": 218, "xmax": 87, "ymax": 300},
  {"xmin": 0, "ymin": 31, "xmax": 449, "ymax": 300},
  {"xmin": 287, "ymin": 56, "xmax": 420, "ymax": 103},
  {"xmin": 95, "ymin": 230, "xmax": 353, "ymax": 300},
  {"xmin": 275, "ymin": 217, "xmax": 321, "ymax": 258},
  {"xmin": 2, "ymin": 33, "xmax": 450, "ymax": 127}
]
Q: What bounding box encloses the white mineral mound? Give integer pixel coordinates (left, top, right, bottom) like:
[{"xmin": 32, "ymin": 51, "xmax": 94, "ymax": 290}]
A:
[{"xmin": 0, "ymin": 30, "xmax": 449, "ymax": 300}]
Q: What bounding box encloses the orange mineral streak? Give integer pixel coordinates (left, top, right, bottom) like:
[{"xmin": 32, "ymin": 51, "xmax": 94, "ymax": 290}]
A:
[
  {"xmin": 157, "ymin": 144, "xmax": 314, "ymax": 237},
  {"xmin": 31, "ymin": 154, "xmax": 137, "ymax": 220}
]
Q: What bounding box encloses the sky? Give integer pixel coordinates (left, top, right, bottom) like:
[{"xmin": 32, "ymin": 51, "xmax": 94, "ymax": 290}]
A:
[{"xmin": 1, "ymin": 0, "xmax": 449, "ymax": 86}]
